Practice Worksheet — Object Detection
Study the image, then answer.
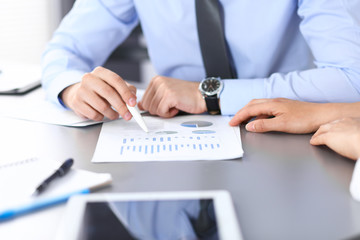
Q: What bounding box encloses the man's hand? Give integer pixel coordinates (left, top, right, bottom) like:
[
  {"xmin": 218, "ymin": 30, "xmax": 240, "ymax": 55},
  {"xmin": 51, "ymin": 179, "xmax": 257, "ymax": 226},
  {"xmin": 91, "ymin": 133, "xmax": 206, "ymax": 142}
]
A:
[
  {"xmin": 310, "ymin": 118, "xmax": 360, "ymax": 160},
  {"xmin": 138, "ymin": 76, "xmax": 206, "ymax": 118},
  {"xmin": 229, "ymin": 98, "xmax": 329, "ymax": 134},
  {"xmin": 60, "ymin": 66, "xmax": 137, "ymax": 121}
]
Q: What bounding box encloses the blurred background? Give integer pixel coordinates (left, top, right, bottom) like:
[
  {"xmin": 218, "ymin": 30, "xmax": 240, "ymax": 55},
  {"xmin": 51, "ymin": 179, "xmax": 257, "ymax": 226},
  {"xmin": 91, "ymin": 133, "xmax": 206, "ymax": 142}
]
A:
[{"xmin": 0, "ymin": 0, "xmax": 155, "ymax": 85}]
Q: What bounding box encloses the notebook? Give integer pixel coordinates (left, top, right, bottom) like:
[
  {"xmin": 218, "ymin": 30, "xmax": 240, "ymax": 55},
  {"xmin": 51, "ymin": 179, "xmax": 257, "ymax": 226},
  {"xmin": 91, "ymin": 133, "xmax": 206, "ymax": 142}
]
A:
[
  {"xmin": 0, "ymin": 157, "xmax": 112, "ymax": 212},
  {"xmin": 0, "ymin": 63, "xmax": 41, "ymax": 95}
]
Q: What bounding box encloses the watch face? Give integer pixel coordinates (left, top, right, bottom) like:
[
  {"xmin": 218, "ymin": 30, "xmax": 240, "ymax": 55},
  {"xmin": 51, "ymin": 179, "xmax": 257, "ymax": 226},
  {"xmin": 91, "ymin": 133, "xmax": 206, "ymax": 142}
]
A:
[{"xmin": 200, "ymin": 77, "xmax": 222, "ymax": 96}]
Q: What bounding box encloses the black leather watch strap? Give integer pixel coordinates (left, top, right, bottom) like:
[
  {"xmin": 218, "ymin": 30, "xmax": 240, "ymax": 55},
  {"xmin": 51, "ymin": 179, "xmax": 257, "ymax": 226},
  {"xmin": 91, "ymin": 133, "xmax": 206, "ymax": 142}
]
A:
[{"xmin": 205, "ymin": 95, "xmax": 221, "ymax": 115}]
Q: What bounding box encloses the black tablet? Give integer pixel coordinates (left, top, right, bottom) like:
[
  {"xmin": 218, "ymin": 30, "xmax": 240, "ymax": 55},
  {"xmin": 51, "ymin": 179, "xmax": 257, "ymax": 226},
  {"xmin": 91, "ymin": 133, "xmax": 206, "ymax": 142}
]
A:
[{"xmin": 56, "ymin": 191, "xmax": 242, "ymax": 240}]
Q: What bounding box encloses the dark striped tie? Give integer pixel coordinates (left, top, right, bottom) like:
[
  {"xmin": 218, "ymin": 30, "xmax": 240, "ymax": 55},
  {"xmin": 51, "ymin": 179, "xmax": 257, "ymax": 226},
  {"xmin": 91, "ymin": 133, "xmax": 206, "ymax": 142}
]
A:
[{"xmin": 196, "ymin": 0, "xmax": 236, "ymax": 79}]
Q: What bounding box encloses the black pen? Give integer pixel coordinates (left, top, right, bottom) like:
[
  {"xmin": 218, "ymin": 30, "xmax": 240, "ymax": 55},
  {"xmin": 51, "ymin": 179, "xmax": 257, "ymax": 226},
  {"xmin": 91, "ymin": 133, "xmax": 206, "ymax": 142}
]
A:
[{"xmin": 33, "ymin": 158, "xmax": 74, "ymax": 195}]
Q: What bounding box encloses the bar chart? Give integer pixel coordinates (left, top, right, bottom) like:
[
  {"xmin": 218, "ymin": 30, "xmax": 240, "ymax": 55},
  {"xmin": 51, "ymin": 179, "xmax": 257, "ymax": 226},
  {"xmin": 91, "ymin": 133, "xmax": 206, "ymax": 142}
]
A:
[{"xmin": 119, "ymin": 134, "xmax": 221, "ymax": 157}]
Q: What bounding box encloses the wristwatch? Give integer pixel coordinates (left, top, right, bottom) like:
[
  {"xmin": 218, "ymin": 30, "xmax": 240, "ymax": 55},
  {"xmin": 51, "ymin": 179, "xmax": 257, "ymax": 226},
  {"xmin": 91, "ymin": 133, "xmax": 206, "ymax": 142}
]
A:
[{"xmin": 198, "ymin": 77, "xmax": 223, "ymax": 115}]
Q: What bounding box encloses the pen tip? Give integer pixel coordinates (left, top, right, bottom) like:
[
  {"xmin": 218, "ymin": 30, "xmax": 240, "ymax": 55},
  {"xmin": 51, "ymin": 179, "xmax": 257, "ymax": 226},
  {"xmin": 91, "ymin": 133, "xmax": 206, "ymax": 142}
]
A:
[{"xmin": 31, "ymin": 190, "xmax": 39, "ymax": 197}]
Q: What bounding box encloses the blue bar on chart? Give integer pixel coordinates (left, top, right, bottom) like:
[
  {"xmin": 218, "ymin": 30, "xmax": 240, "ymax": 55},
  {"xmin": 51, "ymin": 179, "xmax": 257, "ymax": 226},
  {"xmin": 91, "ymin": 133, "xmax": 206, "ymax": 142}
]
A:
[{"xmin": 118, "ymin": 135, "xmax": 221, "ymax": 156}]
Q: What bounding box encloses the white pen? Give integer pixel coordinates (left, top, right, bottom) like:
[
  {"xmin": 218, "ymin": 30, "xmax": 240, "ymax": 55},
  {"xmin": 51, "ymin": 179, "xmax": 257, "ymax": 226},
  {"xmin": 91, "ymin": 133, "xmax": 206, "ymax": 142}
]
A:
[{"xmin": 126, "ymin": 104, "xmax": 149, "ymax": 133}]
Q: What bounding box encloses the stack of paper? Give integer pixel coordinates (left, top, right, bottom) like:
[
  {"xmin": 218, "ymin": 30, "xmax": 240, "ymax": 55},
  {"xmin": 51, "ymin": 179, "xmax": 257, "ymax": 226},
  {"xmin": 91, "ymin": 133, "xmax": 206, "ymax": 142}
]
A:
[
  {"xmin": 0, "ymin": 88, "xmax": 103, "ymax": 127},
  {"xmin": 0, "ymin": 87, "xmax": 145, "ymax": 127},
  {"xmin": 0, "ymin": 63, "xmax": 41, "ymax": 94}
]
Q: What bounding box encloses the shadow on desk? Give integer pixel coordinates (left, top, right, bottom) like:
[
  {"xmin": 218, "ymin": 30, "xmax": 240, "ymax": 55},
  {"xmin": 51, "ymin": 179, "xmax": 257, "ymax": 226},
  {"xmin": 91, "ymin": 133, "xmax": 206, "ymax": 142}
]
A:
[
  {"xmin": 241, "ymin": 126, "xmax": 313, "ymax": 158},
  {"xmin": 311, "ymin": 145, "xmax": 355, "ymax": 189},
  {"xmin": 241, "ymin": 126, "xmax": 355, "ymax": 189}
]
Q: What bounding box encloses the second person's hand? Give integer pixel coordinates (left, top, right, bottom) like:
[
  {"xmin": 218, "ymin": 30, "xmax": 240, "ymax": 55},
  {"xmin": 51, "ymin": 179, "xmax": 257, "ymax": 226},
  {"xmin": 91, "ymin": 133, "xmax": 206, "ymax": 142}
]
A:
[
  {"xmin": 229, "ymin": 98, "xmax": 326, "ymax": 133},
  {"xmin": 310, "ymin": 118, "xmax": 360, "ymax": 160},
  {"xmin": 60, "ymin": 66, "xmax": 137, "ymax": 121}
]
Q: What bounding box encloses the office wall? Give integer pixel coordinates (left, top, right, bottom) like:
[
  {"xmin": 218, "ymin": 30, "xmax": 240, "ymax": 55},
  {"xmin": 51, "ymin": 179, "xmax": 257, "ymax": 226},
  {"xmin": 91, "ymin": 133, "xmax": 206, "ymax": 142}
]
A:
[
  {"xmin": 0, "ymin": 0, "xmax": 61, "ymax": 65},
  {"xmin": 0, "ymin": 0, "xmax": 155, "ymax": 84}
]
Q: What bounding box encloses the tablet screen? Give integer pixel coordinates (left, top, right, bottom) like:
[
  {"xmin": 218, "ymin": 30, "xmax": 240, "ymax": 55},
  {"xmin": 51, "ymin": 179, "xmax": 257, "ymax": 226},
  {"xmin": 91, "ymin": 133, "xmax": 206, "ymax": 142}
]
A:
[{"xmin": 78, "ymin": 199, "xmax": 219, "ymax": 240}]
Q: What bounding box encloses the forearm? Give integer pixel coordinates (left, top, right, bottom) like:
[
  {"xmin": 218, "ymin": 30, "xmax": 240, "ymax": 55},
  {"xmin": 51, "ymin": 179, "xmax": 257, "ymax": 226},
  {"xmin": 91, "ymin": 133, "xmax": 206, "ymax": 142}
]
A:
[
  {"xmin": 309, "ymin": 102, "xmax": 360, "ymax": 128},
  {"xmin": 220, "ymin": 68, "xmax": 360, "ymax": 116},
  {"xmin": 327, "ymin": 102, "xmax": 360, "ymax": 120}
]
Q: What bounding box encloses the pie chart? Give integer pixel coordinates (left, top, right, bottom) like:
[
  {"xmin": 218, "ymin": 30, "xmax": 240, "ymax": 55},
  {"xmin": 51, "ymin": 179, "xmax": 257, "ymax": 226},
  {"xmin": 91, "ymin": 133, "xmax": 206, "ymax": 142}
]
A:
[{"xmin": 181, "ymin": 121, "xmax": 213, "ymax": 128}]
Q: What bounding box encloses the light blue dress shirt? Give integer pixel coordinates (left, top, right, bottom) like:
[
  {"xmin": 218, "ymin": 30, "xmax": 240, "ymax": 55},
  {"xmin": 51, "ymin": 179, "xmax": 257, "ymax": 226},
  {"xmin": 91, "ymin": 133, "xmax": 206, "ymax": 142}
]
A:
[{"xmin": 42, "ymin": 0, "xmax": 360, "ymax": 115}]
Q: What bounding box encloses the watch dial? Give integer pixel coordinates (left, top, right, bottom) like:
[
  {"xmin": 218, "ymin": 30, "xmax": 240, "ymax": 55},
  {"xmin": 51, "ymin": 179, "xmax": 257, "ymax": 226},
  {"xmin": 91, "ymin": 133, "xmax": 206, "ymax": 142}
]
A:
[{"xmin": 201, "ymin": 78, "xmax": 220, "ymax": 95}]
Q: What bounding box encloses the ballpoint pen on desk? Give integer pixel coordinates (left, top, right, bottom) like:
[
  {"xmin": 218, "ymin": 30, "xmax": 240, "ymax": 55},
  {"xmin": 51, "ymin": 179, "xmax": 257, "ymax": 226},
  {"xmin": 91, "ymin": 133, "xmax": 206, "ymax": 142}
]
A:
[
  {"xmin": 33, "ymin": 158, "xmax": 74, "ymax": 195},
  {"xmin": 127, "ymin": 104, "xmax": 149, "ymax": 133},
  {"xmin": 0, "ymin": 180, "xmax": 112, "ymax": 222}
]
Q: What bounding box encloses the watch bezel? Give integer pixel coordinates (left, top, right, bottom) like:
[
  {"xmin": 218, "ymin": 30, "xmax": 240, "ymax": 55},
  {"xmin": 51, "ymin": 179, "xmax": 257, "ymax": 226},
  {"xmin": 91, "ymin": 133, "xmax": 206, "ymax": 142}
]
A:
[{"xmin": 199, "ymin": 77, "xmax": 223, "ymax": 97}]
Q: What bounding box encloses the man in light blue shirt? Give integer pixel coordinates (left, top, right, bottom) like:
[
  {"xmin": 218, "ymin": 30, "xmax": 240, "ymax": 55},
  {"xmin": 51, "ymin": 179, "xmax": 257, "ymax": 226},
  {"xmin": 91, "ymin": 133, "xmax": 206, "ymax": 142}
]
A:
[{"xmin": 42, "ymin": 0, "xmax": 360, "ymax": 121}]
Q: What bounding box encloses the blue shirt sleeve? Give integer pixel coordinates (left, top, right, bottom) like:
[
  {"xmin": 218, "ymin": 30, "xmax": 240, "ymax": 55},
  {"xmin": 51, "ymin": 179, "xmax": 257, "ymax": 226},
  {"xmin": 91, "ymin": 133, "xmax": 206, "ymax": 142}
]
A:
[
  {"xmin": 220, "ymin": 0, "xmax": 360, "ymax": 115},
  {"xmin": 41, "ymin": 0, "xmax": 139, "ymax": 106},
  {"xmin": 42, "ymin": 0, "xmax": 360, "ymax": 113}
]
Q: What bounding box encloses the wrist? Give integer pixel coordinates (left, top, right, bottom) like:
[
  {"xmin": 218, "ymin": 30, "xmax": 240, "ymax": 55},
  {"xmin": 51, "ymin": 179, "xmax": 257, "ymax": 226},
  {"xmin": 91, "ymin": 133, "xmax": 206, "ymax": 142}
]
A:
[
  {"xmin": 60, "ymin": 83, "xmax": 79, "ymax": 109},
  {"xmin": 190, "ymin": 81, "xmax": 207, "ymax": 113},
  {"xmin": 197, "ymin": 89, "xmax": 207, "ymax": 113},
  {"xmin": 198, "ymin": 77, "xmax": 223, "ymax": 114},
  {"xmin": 356, "ymin": 133, "xmax": 360, "ymax": 159},
  {"xmin": 312, "ymin": 103, "xmax": 343, "ymax": 129}
]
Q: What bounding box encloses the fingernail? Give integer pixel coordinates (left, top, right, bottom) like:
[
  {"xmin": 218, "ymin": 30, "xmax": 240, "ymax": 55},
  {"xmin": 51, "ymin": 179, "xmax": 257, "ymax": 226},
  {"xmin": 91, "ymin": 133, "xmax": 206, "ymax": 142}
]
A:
[
  {"xmin": 128, "ymin": 98, "xmax": 136, "ymax": 107},
  {"xmin": 246, "ymin": 123, "xmax": 255, "ymax": 132},
  {"xmin": 124, "ymin": 112, "xmax": 131, "ymax": 120}
]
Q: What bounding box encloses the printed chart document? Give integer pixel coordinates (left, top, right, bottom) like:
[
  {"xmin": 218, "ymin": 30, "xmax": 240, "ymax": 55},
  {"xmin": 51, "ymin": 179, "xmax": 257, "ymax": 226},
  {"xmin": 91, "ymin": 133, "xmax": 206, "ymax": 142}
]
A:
[{"xmin": 92, "ymin": 115, "xmax": 243, "ymax": 162}]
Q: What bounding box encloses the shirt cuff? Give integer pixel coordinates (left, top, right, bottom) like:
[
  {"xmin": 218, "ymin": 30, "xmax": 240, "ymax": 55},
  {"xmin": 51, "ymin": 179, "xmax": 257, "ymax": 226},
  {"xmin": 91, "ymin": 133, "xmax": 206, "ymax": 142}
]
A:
[
  {"xmin": 44, "ymin": 70, "xmax": 85, "ymax": 108},
  {"xmin": 219, "ymin": 78, "xmax": 265, "ymax": 115}
]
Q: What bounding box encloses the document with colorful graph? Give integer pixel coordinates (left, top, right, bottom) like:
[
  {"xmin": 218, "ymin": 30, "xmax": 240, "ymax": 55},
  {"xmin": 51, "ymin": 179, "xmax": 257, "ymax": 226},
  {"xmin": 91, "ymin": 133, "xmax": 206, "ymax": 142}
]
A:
[{"xmin": 92, "ymin": 115, "xmax": 243, "ymax": 162}]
